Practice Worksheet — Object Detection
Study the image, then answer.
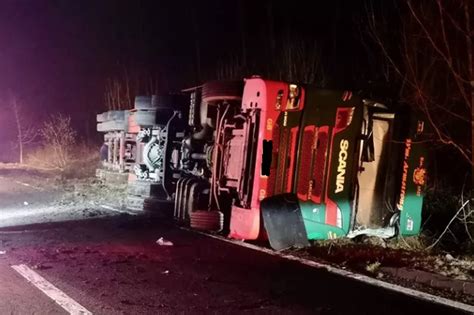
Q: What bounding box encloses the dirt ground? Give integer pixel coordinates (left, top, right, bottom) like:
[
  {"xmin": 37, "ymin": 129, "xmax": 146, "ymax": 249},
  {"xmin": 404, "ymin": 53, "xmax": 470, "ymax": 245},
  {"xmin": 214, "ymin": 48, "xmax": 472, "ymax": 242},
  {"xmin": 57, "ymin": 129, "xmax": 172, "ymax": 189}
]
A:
[
  {"xmin": 0, "ymin": 163, "xmax": 127, "ymax": 228},
  {"xmin": 285, "ymin": 237, "xmax": 474, "ymax": 305}
]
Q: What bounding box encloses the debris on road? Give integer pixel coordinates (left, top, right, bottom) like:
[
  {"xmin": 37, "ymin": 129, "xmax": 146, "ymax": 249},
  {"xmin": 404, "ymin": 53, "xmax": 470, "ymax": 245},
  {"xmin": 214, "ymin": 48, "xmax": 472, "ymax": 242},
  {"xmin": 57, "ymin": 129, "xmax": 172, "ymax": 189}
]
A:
[
  {"xmin": 33, "ymin": 263, "xmax": 52, "ymax": 270},
  {"xmin": 156, "ymin": 237, "xmax": 173, "ymax": 246},
  {"xmin": 0, "ymin": 250, "xmax": 6, "ymax": 255}
]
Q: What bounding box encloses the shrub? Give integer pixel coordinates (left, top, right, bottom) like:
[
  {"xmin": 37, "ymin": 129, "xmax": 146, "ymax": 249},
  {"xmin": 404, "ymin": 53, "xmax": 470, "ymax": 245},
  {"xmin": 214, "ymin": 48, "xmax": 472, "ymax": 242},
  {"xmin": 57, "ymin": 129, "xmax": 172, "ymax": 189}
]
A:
[{"xmin": 26, "ymin": 114, "xmax": 76, "ymax": 171}]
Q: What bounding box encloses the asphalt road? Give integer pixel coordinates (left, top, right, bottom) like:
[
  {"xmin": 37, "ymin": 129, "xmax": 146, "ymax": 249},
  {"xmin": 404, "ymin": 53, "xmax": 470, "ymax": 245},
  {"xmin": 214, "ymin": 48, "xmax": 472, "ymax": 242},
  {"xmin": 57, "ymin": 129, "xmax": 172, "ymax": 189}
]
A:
[
  {"xmin": 0, "ymin": 168, "xmax": 471, "ymax": 314},
  {"xmin": 0, "ymin": 214, "xmax": 471, "ymax": 315}
]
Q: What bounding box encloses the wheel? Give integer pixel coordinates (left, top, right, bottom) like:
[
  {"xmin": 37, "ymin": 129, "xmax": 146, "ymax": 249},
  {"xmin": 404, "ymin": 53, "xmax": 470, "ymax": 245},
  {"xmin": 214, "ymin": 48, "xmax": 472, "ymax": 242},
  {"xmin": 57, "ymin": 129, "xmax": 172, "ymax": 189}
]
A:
[
  {"xmin": 134, "ymin": 96, "xmax": 153, "ymax": 110},
  {"xmin": 106, "ymin": 110, "xmax": 126, "ymax": 121},
  {"xmin": 132, "ymin": 110, "xmax": 157, "ymax": 126},
  {"xmin": 97, "ymin": 112, "xmax": 107, "ymax": 122},
  {"xmin": 97, "ymin": 120, "xmax": 127, "ymax": 132},
  {"xmin": 190, "ymin": 210, "xmax": 224, "ymax": 232},
  {"xmin": 201, "ymin": 81, "xmax": 243, "ymax": 104}
]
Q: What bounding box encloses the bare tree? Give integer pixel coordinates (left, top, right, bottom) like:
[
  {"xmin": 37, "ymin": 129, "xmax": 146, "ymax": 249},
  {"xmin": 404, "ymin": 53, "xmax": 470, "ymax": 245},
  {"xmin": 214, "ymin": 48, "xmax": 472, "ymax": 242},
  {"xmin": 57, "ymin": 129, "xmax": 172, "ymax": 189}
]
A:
[
  {"xmin": 105, "ymin": 77, "xmax": 133, "ymax": 110},
  {"xmin": 277, "ymin": 35, "xmax": 326, "ymax": 86},
  {"xmin": 104, "ymin": 67, "xmax": 162, "ymax": 110},
  {"xmin": 216, "ymin": 34, "xmax": 326, "ymax": 86},
  {"xmin": 367, "ymin": 0, "xmax": 473, "ymax": 165},
  {"xmin": 9, "ymin": 96, "xmax": 38, "ymax": 164},
  {"xmin": 366, "ymin": 0, "xmax": 473, "ymax": 249},
  {"xmin": 216, "ymin": 54, "xmax": 247, "ymax": 80}
]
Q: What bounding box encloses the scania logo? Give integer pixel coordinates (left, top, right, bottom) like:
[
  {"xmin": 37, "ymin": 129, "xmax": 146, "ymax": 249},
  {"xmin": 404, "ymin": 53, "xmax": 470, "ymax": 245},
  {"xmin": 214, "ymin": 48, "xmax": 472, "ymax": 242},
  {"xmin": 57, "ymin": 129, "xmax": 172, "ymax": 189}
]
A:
[{"xmin": 335, "ymin": 139, "xmax": 349, "ymax": 193}]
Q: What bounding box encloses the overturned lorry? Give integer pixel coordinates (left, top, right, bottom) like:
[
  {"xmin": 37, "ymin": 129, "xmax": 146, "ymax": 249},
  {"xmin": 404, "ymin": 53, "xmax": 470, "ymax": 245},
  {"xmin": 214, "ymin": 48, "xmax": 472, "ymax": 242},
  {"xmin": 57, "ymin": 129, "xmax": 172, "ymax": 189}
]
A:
[
  {"xmin": 174, "ymin": 77, "xmax": 428, "ymax": 249},
  {"xmin": 97, "ymin": 76, "xmax": 428, "ymax": 250}
]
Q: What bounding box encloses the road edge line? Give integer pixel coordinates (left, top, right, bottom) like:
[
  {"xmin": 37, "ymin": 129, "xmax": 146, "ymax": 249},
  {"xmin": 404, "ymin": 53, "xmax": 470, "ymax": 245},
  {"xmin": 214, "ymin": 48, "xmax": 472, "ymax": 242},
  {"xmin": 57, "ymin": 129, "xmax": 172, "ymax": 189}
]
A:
[{"xmin": 181, "ymin": 227, "xmax": 473, "ymax": 313}]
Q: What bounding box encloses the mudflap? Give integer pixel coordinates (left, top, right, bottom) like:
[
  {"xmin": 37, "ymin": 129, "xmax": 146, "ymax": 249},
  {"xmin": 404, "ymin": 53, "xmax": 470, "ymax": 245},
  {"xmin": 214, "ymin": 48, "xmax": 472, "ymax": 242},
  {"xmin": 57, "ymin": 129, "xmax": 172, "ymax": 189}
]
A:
[
  {"xmin": 228, "ymin": 206, "xmax": 260, "ymax": 240},
  {"xmin": 261, "ymin": 193, "xmax": 310, "ymax": 250}
]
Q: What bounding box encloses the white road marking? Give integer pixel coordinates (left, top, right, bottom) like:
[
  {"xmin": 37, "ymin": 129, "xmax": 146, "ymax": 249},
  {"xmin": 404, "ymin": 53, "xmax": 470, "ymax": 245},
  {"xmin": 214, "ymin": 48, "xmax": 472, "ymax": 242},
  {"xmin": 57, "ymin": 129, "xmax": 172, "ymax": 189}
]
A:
[
  {"xmin": 0, "ymin": 175, "xmax": 44, "ymax": 191},
  {"xmin": 11, "ymin": 264, "xmax": 92, "ymax": 315},
  {"xmin": 0, "ymin": 229, "xmax": 49, "ymax": 234},
  {"xmin": 15, "ymin": 181, "xmax": 44, "ymax": 191},
  {"xmin": 15, "ymin": 180, "xmax": 44, "ymax": 191},
  {"xmin": 182, "ymin": 227, "xmax": 474, "ymax": 314},
  {"xmin": 100, "ymin": 204, "xmax": 138, "ymax": 215}
]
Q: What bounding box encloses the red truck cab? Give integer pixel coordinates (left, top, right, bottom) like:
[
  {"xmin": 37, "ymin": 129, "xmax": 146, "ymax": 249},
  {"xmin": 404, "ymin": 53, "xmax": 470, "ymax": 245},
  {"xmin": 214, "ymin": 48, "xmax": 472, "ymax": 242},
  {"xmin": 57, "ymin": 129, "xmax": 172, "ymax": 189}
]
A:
[{"xmin": 225, "ymin": 77, "xmax": 305, "ymax": 240}]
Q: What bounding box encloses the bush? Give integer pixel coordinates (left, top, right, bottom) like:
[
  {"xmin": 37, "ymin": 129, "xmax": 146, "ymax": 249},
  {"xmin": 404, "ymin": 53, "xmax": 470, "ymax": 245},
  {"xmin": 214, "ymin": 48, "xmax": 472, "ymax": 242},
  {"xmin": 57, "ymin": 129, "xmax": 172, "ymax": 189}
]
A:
[
  {"xmin": 62, "ymin": 142, "xmax": 100, "ymax": 179},
  {"xmin": 38, "ymin": 114, "xmax": 76, "ymax": 169},
  {"xmin": 25, "ymin": 114, "xmax": 102, "ymax": 179},
  {"xmin": 422, "ymin": 188, "xmax": 473, "ymax": 253}
]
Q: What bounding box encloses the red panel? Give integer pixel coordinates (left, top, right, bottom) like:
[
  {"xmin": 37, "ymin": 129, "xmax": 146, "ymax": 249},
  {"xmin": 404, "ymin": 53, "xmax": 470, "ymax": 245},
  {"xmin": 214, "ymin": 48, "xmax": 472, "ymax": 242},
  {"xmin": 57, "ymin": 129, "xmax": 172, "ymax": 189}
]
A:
[
  {"xmin": 275, "ymin": 128, "xmax": 289, "ymax": 194},
  {"xmin": 266, "ymin": 124, "xmax": 280, "ymax": 196},
  {"xmin": 297, "ymin": 126, "xmax": 315, "ymax": 200},
  {"xmin": 286, "ymin": 127, "xmax": 299, "ymax": 193},
  {"xmin": 310, "ymin": 127, "xmax": 329, "ymax": 203},
  {"xmin": 325, "ymin": 198, "xmax": 338, "ymax": 226},
  {"xmin": 334, "ymin": 107, "xmax": 354, "ymax": 132},
  {"xmin": 229, "ymin": 205, "xmax": 260, "ymax": 240}
]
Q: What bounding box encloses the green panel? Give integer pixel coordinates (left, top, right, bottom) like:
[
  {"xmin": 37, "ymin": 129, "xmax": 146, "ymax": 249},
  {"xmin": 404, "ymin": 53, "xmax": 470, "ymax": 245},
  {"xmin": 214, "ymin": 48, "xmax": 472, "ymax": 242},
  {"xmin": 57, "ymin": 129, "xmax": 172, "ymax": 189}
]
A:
[
  {"xmin": 398, "ymin": 138, "xmax": 427, "ymax": 236},
  {"xmin": 300, "ymin": 201, "xmax": 347, "ymax": 240},
  {"xmin": 337, "ymin": 200, "xmax": 352, "ymax": 233},
  {"xmin": 399, "ymin": 194, "xmax": 423, "ymax": 235}
]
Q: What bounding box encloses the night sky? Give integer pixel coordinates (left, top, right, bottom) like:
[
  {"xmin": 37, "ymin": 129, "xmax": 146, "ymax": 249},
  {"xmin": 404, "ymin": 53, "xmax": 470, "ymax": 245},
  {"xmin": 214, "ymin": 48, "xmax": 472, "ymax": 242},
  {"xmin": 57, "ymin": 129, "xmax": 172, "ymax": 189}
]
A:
[{"xmin": 0, "ymin": 0, "xmax": 391, "ymax": 151}]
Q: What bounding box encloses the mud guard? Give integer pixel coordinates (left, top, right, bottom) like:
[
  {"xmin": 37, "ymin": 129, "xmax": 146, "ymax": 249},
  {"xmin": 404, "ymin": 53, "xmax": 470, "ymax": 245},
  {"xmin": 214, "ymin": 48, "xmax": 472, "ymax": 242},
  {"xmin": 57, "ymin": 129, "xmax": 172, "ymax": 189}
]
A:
[
  {"xmin": 228, "ymin": 206, "xmax": 260, "ymax": 240},
  {"xmin": 261, "ymin": 194, "xmax": 310, "ymax": 250}
]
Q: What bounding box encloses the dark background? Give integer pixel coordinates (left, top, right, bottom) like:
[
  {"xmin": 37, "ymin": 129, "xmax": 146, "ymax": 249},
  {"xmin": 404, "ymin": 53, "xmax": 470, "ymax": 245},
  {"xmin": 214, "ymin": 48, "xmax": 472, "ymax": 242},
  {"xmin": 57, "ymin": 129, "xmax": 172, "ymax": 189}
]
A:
[{"xmin": 0, "ymin": 0, "xmax": 392, "ymax": 143}]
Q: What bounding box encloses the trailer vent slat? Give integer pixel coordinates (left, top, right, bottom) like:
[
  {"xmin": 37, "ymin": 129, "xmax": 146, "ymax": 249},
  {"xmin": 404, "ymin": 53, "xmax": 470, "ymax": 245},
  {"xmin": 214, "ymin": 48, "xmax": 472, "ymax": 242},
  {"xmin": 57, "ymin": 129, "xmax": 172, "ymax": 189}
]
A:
[
  {"xmin": 311, "ymin": 128, "xmax": 329, "ymax": 202},
  {"xmin": 297, "ymin": 127, "xmax": 315, "ymax": 200}
]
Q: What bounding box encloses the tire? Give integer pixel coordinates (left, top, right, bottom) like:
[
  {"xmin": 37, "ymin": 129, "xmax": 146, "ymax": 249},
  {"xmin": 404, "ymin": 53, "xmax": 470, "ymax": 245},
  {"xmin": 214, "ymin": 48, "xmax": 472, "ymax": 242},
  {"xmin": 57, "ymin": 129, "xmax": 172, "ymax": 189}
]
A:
[
  {"xmin": 135, "ymin": 96, "xmax": 153, "ymax": 110},
  {"xmin": 190, "ymin": 210, "xmax": 224, "ymax": 231},
  {"xmin": 201, "ymin": 81, "xmax": 243, "ymax": 104},
  {"xmin": 132, "ymin": 110, "xmax": 157, "ymax": 126},
  {"xmin": 106, "ymin": 110, "xmax": 126, "ymax": 121},
  {"xmin": 97, "ymin": 120, "xmax": 126, "ymax": 132},
  {"xmin": 97, "ymin": 112, "xmax": 108, "ymax": 122}
]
